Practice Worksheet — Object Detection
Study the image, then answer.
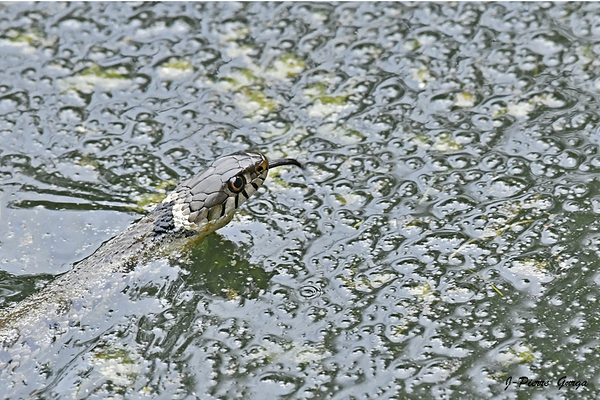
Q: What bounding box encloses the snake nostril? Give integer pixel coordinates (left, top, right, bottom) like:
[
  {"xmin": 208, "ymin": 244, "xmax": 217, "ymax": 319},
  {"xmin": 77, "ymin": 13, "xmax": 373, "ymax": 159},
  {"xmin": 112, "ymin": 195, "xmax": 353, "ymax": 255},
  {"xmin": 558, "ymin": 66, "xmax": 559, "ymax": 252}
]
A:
[{"xmin": 256, "ymin": 161, "xmax": 267, "ymax": 175}]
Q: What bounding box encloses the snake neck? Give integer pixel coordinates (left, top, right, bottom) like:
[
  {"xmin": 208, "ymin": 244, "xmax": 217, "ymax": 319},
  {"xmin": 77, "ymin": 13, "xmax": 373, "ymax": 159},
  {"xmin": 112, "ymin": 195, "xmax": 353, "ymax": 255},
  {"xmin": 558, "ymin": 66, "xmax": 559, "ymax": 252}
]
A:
[{"xmin": 72, "ymin": 202, "xmax": 203, "ymax": 272}]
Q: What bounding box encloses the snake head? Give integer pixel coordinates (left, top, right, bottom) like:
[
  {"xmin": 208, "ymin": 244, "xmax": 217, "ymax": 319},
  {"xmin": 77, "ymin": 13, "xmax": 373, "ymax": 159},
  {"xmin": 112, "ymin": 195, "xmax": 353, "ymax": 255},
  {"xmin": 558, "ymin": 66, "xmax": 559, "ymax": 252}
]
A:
[{"xmin": 161, "ymin": 152, "xmax": 301, "ymax": 235}]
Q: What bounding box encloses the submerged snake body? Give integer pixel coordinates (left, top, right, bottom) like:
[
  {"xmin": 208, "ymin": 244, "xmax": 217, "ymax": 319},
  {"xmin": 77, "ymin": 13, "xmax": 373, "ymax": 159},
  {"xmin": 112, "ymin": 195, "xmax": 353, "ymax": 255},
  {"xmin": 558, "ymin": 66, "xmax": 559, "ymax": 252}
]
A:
[{"xmin": 0, "ymin": 152, "xmax": 300, "ymax": 349}]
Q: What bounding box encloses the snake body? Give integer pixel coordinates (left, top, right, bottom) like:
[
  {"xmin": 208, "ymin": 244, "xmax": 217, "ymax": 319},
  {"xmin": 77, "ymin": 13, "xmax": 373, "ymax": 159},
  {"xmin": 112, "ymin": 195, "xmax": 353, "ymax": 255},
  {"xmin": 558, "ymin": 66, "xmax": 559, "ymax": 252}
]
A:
[{"xmin": 0, "ymin": 152, "xmax": 301, "ymax": 349}]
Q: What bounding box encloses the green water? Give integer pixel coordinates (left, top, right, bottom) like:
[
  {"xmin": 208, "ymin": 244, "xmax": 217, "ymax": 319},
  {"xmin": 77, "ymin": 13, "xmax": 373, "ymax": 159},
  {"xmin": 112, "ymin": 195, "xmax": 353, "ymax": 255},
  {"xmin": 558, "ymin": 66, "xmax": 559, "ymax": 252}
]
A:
[{"xmin": 1, "ymin": 2, "xmax": 599, "ymax": 398}]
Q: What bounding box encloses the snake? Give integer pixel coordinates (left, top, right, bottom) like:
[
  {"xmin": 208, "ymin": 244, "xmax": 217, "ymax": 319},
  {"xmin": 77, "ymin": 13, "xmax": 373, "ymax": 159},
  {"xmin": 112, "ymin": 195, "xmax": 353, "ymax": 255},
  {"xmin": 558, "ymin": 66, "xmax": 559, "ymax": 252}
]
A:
[{"xmin": 0, "ymin": 152, "xmax": 302, "ymax": 349}]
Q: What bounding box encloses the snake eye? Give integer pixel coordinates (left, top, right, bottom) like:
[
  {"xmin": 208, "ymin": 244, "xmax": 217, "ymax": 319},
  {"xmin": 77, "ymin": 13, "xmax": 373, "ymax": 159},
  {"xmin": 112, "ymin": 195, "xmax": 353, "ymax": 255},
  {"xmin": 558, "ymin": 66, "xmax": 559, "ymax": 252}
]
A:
[{"xmin": 228, "ymin": 175, "xmax": 245, "ymax": 193}]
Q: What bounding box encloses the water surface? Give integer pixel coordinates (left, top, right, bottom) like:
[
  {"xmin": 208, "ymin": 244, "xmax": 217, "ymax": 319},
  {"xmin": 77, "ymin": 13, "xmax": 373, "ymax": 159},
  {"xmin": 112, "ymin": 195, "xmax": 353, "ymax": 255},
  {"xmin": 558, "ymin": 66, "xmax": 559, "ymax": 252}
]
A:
[{"xmin": 1, "ymin": 2, "xmax": 599, "ymax": 399}]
